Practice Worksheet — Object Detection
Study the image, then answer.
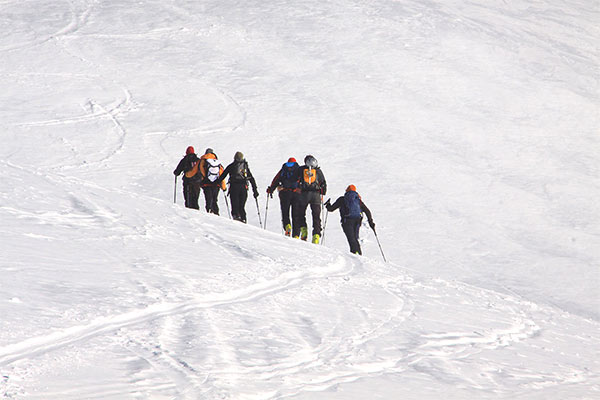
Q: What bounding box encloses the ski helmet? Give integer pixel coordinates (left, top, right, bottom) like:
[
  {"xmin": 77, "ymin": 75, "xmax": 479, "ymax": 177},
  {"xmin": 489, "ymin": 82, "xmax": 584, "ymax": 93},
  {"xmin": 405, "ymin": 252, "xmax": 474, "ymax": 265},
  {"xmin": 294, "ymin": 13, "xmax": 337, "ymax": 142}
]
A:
[
  {"xmin": 186, "ymin": 146, "xmax": 195, "ymax": 155},
  {"xmin": 288, "ymin": 157, "xmax": 297, "ymax": 163},
  {"xmin": 346, "ymin": 184, "xmax": 356, "ymax": 192},
  {"xmin": 304, "ymin": 155, "xmax": 318, "ymax": 168},
  {"xmin": 205, "ymin": 148, "xmax": 214, "ymax": 155},
  {"xmin": 234, "ymin": 151, "xmax": 244, "ymax": 161}
]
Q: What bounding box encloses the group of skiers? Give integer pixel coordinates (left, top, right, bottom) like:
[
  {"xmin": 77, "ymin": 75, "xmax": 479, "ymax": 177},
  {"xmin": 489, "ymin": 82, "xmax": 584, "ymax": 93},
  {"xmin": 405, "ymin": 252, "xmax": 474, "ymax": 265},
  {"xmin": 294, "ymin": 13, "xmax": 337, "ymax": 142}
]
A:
[{"xmin": 174, "ymin": 146, "xmax": 376, "ymax": 256}]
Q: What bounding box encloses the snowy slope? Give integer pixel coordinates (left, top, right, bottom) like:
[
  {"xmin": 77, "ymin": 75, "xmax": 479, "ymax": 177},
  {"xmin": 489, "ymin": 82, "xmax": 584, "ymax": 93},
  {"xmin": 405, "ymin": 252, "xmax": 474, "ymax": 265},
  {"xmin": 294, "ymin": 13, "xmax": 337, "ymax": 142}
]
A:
[{"xmin": 1, "ymin": 0, "xmax": 599, "ymax": 399}]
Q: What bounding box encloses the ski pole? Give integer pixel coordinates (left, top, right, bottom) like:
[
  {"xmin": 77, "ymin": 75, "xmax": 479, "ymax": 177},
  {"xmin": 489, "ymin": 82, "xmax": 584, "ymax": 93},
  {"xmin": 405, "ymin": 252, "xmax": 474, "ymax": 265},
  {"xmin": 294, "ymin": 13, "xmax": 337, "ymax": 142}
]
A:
[
  {"xmin": 264, "ymin": 195, "xmax": 270, "ymax": 230},
  {"xmin": 224, "ymin": 192, "xmax": 231, "ymax": 219},
  {"xmin": 321, "ymin": 206, "xmax": 329, "ymax": 245},
  {"xmin": 255, "ymin": 197, "xmax": 263, "ymax": 229},
  {"xmin": 372, "ymin": 227, "xmax": 387, "ymax": 263},
  {"xmin": 174, "ymin": 176, "xmax": 177, "ymax": 204}
]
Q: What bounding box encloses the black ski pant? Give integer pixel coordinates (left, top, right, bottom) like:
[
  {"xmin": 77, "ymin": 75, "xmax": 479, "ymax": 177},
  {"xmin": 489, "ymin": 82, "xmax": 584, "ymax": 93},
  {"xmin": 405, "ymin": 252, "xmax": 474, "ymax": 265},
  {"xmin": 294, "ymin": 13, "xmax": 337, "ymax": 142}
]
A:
[
  {"xmin": 183, "ymin": 180, "xmax": 201, "ymax": 210},
  {"xmin": 229, "ymin": 182, "xmax": 248, "ymax": 223},
  {"xmin": 298, "ymin": 191, "xmax": 322, "ymax": 236},
  {"xmin": 279, "ymin": 190, "xmax": 300, "ymax": 232},
  {"xmin": 202, "ymin": 185, "xmax": 221, "ymax": 215},
  {"xmin": 342, "ymin": 217, "xmax": 363, "ymax": 255}
]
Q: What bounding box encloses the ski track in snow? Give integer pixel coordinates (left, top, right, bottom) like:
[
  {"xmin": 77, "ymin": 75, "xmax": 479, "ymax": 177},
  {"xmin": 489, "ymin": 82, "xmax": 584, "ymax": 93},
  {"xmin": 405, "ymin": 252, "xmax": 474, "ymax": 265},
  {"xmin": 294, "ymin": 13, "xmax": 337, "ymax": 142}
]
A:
[
  {"xmin": 2, "ymin": 253, "xmax": 597, "ymax": 399},
  {"xmin": 0, "ymin": 0, "xmax": 95, "ymax": 53},
  {"xmin": 0, "ymin": 256, "xmax": 354, "ymax": 366}
]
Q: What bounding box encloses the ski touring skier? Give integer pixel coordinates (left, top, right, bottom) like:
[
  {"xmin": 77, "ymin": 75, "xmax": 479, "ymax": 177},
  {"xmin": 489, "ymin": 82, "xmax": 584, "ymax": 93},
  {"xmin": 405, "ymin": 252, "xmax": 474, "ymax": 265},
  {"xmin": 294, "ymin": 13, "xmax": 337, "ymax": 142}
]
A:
[
  {"xmin": 218, "ymin": 151, "xmax": 259, "ymax": 223},
  {"xmin": 294, "ymin": 155, "xmax": 327, "ymax": 244},
  {"xmin": 173, "ymin": 146, "xmax": 201, "ymax": 209},
  {"xmin": 325, "ymin": 184, "xmax": 375, "ymax": 255},
  {"xmin": 266, "ymin": 157, "xmax": 301, "ymax": 236},
  {"xmin": 198, "ymin": 148, "xmax": 226, "ymax": 215}
]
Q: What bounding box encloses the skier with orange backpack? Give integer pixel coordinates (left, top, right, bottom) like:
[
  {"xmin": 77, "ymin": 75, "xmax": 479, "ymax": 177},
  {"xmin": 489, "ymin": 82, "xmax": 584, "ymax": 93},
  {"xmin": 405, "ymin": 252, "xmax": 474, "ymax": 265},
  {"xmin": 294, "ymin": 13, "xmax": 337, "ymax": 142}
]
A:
[
  {"xmin": 294, "ymin": 155, "xmax": 327, "ymax": 243},
  {"xmin": 198, "ymin": 148, "xmax": 227, "ymax": 215},
  {"xmin": 325, "ymin": 184, "xmax": 375, "ymax": 255},
  {"xmin": 266, "ymin": 157, "xmax": 301, "ymax": 236},
  {"xmin": 173, "ymin": 146, "xmax": 201, "ymax": 209}
]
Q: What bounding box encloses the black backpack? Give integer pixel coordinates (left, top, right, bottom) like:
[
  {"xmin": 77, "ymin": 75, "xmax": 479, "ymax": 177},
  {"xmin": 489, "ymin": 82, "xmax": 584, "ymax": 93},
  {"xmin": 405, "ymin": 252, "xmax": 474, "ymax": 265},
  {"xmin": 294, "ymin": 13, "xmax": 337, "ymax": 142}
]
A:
[{"xmin": 231, "ymin": 161, "xmax": 249, "ymax": 182}]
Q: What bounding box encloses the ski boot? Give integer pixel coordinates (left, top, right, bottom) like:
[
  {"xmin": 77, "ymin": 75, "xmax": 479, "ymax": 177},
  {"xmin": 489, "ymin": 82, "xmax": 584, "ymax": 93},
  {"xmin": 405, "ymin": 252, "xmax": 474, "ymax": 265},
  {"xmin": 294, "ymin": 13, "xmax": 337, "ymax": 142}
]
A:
[
  {"xmin": 284, "ymin": 224, "xmax": 292, "ymax": 237},
  {"xmin": 312, "ymin": 234, "xmax": 320, "ymax": 244},
  {"xmin": 300, "ymin": 227, "xmax": 308, "ymax": 241}
]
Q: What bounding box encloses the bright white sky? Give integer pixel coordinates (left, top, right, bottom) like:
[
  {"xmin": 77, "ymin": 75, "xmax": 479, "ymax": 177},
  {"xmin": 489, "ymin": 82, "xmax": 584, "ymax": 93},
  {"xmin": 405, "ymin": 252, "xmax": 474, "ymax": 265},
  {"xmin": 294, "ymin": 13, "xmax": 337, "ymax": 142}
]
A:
[{"xmin": 1, "ymin": 0, "xmax": 599, "ymax": 399}]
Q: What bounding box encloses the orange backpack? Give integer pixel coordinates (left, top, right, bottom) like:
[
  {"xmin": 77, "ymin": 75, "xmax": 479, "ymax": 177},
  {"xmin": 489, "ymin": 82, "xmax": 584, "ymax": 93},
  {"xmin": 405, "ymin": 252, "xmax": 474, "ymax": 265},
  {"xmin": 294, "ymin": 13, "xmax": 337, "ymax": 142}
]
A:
[
  {"xmin": 184, "ymin": 160, "xmax": 199, "ymax": 178},
  {"xmin": 302, "ymin": 167, "xmax": 318, "ymax": 188}
]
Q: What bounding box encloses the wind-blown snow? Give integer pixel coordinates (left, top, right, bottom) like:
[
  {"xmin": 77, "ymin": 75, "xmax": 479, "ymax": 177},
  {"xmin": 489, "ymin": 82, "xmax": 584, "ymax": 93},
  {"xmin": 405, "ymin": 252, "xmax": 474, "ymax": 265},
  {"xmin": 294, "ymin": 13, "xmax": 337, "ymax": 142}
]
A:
[{"xmin": 1, "ymin": 0, "xmax": 598, "ymax": 399}]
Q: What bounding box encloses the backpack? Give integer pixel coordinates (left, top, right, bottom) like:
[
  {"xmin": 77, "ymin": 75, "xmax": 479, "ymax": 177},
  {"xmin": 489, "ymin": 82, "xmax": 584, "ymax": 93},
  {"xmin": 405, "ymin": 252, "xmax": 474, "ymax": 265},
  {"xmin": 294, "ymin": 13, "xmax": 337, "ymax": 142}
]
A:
[
  {"xmin": 184, "ymin": 160, "xmax": 199, "ymax": 178},
  {"xmin": 302, "ymin": 166, "xmax": 319, "ymax": 189},
  {"xmin": 280, "ymin": 162, "xmax": 299, "ymax": 189},
  {"xmin": 205, "ymin": 158, "xmax": 221, "ymax": 182},
  {"xmin": 343, "ymin": 191, "xmax": 362, "ymax": 219},
  {"xmin": 232, "ymin": 161, "xmax": 248, "ymax": 181}
]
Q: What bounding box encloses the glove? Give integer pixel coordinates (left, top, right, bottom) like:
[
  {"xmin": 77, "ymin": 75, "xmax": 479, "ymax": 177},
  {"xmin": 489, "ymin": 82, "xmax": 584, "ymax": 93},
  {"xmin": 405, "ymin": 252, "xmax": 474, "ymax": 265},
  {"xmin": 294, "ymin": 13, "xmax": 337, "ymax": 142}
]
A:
[
  {"xmin": 173, "ymin": 170, "xmax": 179, "ymax": 176},
  {"xmin": 369, "ymin": 220, "xmax": 376, "ymax": 230},
  {"xmin": 253, "ymin": 191, "xmax": 259, "ymax": 199},
  {"xmin": 324, "ymin": 198, "xmax": 331, "ymax": 206},
  {"xmin": 266, "ymin": 186, "xmax": 272, "ymax": 194}
]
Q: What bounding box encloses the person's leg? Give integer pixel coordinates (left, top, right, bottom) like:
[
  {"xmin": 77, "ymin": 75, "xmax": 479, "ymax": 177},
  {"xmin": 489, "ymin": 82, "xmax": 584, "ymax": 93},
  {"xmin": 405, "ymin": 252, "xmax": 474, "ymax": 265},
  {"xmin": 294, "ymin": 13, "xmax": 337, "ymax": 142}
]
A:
[
  {"xmin": 279, "ymin": 190, "xmax": 292, "ymax": 231},
  {"xmin": 202, "ymin": 187, "xmax": 212, "ymax": 212},
  {"xmin": 342, "ymin": 219, "xmax": 361, "ymax": 254},
  {"xmin": 309, "ymin": 191, "xmax": 322, "ymax": 236},
  {"xmin": 297, "ymin": 193, "xmax": 309, "ymax": 239},
  {"xmin": 189, "ymin": 182, "xmax": 201, "ymax": 210},
  {"xmin": 238, "ymin": 186, "xmax": 248, "ymax": 223},
  {"xmin": 229, "ymin": 184, "xmax": 242, "ymax": 220}
]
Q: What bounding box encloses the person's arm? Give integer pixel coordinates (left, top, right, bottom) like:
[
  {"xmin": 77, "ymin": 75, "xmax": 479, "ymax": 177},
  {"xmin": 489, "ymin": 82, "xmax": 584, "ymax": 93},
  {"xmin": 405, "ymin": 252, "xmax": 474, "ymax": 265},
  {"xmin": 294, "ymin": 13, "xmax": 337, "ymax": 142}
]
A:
[
  {"xmin": 318, "ymin": 169, "xmax": 327, "ymax": 195},
  {"xmin": 326, "ymin": 197, "xmax": 343, "ymax": 212},
  {"xmin": 217, "ymin": 163, "xmax": 232, "ymax": 183},
  {"xmin": 267, "ymin": 170, "xmax": 281, "ymax": 193},
  {"xmin": 246, "ymin": 164, "xmax": 259, "ymax": 197},
  {"xmin": 173, "ymin": 158, "xmax": 186, "ymax": 176},
  {"xmin": 360, "ymin": 200, "xmax": 375, "ymax": 229}
]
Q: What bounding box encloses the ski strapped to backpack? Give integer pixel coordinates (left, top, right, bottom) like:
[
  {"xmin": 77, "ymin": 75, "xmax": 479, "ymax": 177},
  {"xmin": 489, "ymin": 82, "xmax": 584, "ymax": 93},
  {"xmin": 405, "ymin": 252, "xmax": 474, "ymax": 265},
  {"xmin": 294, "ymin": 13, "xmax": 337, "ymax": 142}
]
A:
[{"xmin": 302, "ymin": 166, "xmax": 318, "ymax": 188}]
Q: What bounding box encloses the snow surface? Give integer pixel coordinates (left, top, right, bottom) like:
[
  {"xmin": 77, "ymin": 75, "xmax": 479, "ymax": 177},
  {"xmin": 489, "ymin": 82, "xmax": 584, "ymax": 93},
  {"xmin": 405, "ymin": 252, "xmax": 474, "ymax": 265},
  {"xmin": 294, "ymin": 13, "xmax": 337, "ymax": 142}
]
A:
[{"xmin": 1, "ymin": 0, "xmax": 599, "ymax": 398}]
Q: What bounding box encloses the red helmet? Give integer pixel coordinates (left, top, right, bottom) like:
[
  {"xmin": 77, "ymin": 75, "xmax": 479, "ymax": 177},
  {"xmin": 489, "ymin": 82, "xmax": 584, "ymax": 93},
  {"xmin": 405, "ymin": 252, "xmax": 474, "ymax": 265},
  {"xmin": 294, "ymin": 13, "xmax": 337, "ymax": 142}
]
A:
[
  {"xmin": 186, "ymin": 146, "xmax": 195, "ymax": 155},
  {"xmin": 346, "ymin": 184, "xmax": 356, "ymax": 192},
  {"xmin": 288, "ymin": 157, "xmax": 296, "ymax": 163}
]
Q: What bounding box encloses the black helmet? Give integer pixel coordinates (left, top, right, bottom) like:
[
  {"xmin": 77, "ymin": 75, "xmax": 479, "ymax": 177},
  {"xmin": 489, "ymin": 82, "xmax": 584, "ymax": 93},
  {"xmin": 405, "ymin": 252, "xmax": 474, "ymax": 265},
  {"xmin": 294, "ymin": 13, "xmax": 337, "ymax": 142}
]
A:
[
  {"xmin": 205, "ymin": 148, "xmax": 214, "ymax": 155},
  {"xmin": 304, "ymin": 155, "xmax": 318, "ymax": 168}
]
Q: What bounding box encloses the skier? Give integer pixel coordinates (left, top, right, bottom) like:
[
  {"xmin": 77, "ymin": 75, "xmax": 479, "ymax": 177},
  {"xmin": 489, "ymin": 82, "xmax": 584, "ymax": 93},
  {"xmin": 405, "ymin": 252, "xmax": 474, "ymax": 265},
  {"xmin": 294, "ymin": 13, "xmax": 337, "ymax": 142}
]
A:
[
  {"xmin": 266, "ymin": 157, "xmax": 301, "ymax": 236},
  {"xmin": 198, "ymin": 148, "xmax": 226, "ymax": 215},
  {"xmin": 294, "ymin": 155, "xmax": 327, "ymax": 244},
  {"xmin": 218, "ymin": 152, "xmax": 259, "ymax": 223},
  {"xmin": 173, "ymin": 146, "xmax": 201, "ymax": 209},
  {"xmin": 325, "ymin": 184, "xmax": 375, "ymax": 255}
]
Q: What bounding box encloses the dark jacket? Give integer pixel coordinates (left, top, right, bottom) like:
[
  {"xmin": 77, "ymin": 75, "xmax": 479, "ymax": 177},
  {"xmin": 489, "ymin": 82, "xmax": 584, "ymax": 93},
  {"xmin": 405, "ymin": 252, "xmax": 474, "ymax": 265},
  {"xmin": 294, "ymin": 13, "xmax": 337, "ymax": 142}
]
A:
[
  {"xmin": 294, "ymin": 166, "xmax": 327, "ymax": 195},
  {"xmin": 173, "ymin": 153, "xmax": 200, "ymax": 181},
  {"xmin": 327, "ymin": 195, "xmax": 373, "ymax": 224},
  {"xmin": 268, "ymin": 161, "xmax": 300, "ymax": 192},
  {"xmin": 219, "ymin": 160, "xmax": 258, "ymax": 193}
]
